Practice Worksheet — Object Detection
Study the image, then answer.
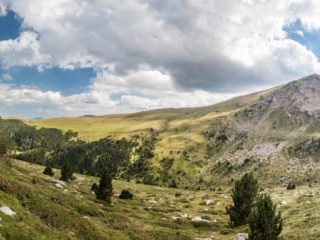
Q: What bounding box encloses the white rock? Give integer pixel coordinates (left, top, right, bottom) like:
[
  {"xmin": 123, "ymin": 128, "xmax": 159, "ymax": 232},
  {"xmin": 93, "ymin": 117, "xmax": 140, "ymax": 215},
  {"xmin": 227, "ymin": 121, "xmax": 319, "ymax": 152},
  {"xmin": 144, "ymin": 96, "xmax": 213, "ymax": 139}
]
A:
[
  {"xmin": 149, "ymin": 200, "xmax": 158, "ymax": 204},
  {"xmin": 306, "ymin": 200, "xmax": 311, "ymax": 204},
  {"xmin": 55, "ymin": 180, "xmax": 66, "ymax": 185},
  {"xmin": 0, "ymin": 206, "xmax": 16, "ymax": 216},
  {"xmin": 180, "ymin": 213, "xmax": 188, "ymax": 218},
  {"xmin": 83, "ymin": 216, "xmax": 90, "ymax": 219},
  {"xmin": 192, "ymin": 216, "xmax": 209, "ymax": 223},
  {"xmin": 172, "ymin": 216, "xmax": 180, "ymax": 220},
  {"xmin": 206, "ymin": 200, "xmax": 213, "ymax": 205},
  {"xmin": 77, "ymin": 176, "xmax": 85, "ymax": 181},
  {"xmin": 234, "ymin": 233, "xmax": 248, "ymax": 240},
  {"xmin": 55, "ymin": 183, "xmax": 64, "ymax": 189},
  {"xmin": 281, "ymin": 201, "xmax": 287, "ymax": 205}
]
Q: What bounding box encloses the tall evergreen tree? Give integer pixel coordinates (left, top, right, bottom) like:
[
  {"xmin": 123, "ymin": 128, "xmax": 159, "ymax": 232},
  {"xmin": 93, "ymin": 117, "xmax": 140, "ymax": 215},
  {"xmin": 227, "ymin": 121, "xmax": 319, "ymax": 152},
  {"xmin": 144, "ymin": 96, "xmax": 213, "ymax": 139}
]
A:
[
  {"xmin": 248, "ymin": 194, "xmax": 283, "ymax": 240},
  {"xmin": 226, "ymin": 172, "xmax": 259, "ymax": 227},
  {"xmin": 96, "ymin": 169, "xmax": 113, "ymax": 203},
  {"xmin": 0, "ymin": 142, "xmax": 7, "ymax": 156},
  {"xmin": 60, "ymin": 163, "xmax": 73, "ymax": 181}
]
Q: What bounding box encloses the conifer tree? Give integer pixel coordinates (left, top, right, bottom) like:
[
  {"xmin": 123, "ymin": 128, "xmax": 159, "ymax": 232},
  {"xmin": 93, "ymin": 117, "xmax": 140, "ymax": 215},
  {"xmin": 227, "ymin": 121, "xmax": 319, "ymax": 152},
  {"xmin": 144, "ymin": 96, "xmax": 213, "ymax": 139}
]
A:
[
  {"xmin": 0, "ymin": 142, "xmax": 7, "ymax": 156},
  {"xmin": 60, "ymin": 163, "xmax": 73, "ymax": 181},
  {"xmin": 226, "ymin": 172, "xmax": 259, "ymax": 227},
  {"xmin": 248, "ymin": 194, "xmax": 283, "ymax": 240},
  {"xmin": 96, "ymin": 169, "xmax": 113, "ymax": 203}
]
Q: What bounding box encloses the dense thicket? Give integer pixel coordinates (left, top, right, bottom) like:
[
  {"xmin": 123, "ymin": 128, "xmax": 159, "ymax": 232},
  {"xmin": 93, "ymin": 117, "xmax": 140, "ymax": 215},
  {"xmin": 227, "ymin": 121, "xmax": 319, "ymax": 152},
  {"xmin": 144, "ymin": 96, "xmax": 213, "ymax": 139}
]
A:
[{"xmin": 0, "ymin": 118, "xmax": 156, "ymax": 179}]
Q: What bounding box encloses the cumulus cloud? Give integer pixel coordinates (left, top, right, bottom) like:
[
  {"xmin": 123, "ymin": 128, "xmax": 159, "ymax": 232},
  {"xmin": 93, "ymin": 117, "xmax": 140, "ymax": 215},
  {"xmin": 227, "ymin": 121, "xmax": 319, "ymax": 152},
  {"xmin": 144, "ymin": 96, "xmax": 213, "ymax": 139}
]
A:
[
  {"xmin": 0, "ymin": 31, "xmax": 51, "ymax": 69},
  {"xmin": 1, "ymin": 0, "xmax": 320, "ymax": 116}
]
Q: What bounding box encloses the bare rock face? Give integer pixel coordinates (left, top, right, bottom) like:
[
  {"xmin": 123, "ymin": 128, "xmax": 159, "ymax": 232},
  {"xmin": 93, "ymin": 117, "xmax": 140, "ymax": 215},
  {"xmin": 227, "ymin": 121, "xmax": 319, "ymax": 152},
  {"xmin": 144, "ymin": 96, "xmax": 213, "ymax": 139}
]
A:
[{"xmin": 234, "ymin": 233, "xmax": 248, "ymax": 240}]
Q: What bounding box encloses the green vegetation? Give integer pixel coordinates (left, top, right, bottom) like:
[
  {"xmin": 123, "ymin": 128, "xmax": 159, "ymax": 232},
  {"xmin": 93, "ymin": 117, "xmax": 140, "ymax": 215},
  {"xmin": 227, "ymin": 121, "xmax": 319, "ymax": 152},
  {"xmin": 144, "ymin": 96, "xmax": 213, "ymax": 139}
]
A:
[
  {"xmin": 95, "ymin": 169, "xmax": 113, "ymax": 203},
  {"xmin": 249, "ymin": 194, "xmax": 283, "ymax": 240},
  {"xmin": 60, "ymin": 163, "xmax": 73, "ymax": 182},
  {"xmin": 43, "ymin": 166, "xmax": 54, "ymax": 177},
  {"xmin": 119, "ymin": 189, "xmax": 133, "ymax": 199},
  {"xmin": 226, "ymin": 173, "xmax": 259, "ymax": 227}
]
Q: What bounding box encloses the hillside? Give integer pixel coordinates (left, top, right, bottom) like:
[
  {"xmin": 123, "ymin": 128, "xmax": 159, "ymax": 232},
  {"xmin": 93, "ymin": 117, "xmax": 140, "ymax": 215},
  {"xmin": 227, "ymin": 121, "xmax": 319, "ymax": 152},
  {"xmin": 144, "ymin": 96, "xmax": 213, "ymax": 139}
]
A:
[
  {"xmin": 4, "ymin": 74, "xmax": 320, "ymax": 188},
  {"xmin": 1, "ymin": 158, "xmax": 320, "ymax": 240}
]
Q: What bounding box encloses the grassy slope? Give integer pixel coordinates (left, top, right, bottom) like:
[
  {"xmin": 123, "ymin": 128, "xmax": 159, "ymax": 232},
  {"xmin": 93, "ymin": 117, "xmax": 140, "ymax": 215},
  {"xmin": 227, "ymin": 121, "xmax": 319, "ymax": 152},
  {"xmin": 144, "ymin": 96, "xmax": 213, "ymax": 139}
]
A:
[
  {"xmin": 19, "ymin": 88, "xmax": 277, "ymax": 184},
  {"xmin": 1, "ymin": 158, "xmax": 320, "ymax": 240}
]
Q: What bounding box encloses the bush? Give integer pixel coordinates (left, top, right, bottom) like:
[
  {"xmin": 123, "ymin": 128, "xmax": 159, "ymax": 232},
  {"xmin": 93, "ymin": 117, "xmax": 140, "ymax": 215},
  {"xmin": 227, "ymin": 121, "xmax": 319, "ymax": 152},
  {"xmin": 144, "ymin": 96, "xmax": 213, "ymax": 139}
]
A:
[
  {"xmin": 287, "ymin": 182, "xmax": 296, "ymax": 190},
  {"xmin": 60, "ymin": 163, "xmax": 73, "ymax": 182},
  {"xmin": 169, "ymin": 179, "xmax": 177, "ymax": 188},
  {"xmin": 91, "ymin": 183, "xmax": 98, "ymax": 192},
  {"xmin": 95, "ymin": 169, "xmax": 113, "ymax": 203},
  {"xmin": 43, "ymin": 166, "xmax": 54, "ymax": 177},
  {"xmin": 119, "ymin": 189, "xmax": 133, "ymax": 199},
  {"xmin": 226, "ymin": 172, "xmax": 259, "ymax": 227},
  {"xmin": 248, "ymin": 194, "xmax": 283, "ymax": 240}
]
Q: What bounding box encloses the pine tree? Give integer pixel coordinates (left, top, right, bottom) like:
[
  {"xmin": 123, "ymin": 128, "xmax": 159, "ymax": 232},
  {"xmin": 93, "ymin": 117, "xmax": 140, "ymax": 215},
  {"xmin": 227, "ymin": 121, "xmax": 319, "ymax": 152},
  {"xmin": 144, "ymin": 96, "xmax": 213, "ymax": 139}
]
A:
[
  {"xmin": 226, "ymin": 172, "xmax": 259, "ymax": 227},
  {"xmin": 43, "ymin": 166, "xmax": 54, "ymax": 177},
  {"xmin": 60, "ymin": 163, "xmax": 73, "ymax": 182},
  {"xmin": 96, "ymin": 169, "xmax": 113, "ymax": 203},
  {"xmin": 248, "ymin": 194, "xmax": 283, "ymax": 240},
  {"xmin": 0, "ymin": 142, "xmax": 7, "ymax": 156}
]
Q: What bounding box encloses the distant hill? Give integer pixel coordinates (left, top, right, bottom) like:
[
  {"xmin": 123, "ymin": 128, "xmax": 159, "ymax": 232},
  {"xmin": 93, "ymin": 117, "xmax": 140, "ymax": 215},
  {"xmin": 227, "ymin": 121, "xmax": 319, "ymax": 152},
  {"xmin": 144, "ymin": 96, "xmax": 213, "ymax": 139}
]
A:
[{"xmin": 6, "ymin": 74, "xmax": 320, "ymax": 188}]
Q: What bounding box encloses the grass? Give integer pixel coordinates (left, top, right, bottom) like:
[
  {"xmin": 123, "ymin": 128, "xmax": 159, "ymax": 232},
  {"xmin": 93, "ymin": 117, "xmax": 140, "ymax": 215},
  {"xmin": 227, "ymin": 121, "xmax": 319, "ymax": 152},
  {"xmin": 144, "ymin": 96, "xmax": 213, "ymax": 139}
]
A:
[{"xmin": 1, "ymin": 158, "xmax": 320, "ymax": 239}]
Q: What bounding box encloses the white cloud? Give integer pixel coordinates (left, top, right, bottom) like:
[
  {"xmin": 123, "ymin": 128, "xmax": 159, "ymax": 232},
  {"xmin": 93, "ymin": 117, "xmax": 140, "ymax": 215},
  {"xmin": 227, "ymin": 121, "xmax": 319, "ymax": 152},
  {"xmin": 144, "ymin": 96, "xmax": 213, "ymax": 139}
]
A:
[
  {"xmin": 1, "ymin": 73, "xmax": 13, "ymax": 81},
  {"xmin": 294, "ymin": 30, "xmax": 304, "ymax": 37},
  {"xmin": 0, "ymin": 0, "xmax": 6, "ymax": 16},
  {"xmin": 1, "ymin": 0, "xmax": 320, "ymax": 116},
  {"xmin": 0, "ymin": 31, "xmax": 51, "ymax": 69}
]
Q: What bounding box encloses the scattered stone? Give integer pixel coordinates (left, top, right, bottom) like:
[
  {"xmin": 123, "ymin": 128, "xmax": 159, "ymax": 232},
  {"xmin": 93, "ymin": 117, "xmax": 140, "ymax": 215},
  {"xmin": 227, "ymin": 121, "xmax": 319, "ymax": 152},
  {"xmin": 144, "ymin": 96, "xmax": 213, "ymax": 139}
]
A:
[
  {"xmin": 180, "ymin": 213, "xmax": 188, "ymax": 218},
  {"xmin": 77, "ymin": 176, "xmax": 85, "ymax": 181},
  {"xmin": 306, "ymin": 200, "xmax": 311, "ymax": 204},
  {"xmin": 192, "ymin": 216, "xmax": 209, "ymax": 223},
  {"xmin": 0, "ymin": 206, "xmax": 16, "ymax": 216},
  {"xmin": 281, "ymin": 201, "xmax": 287, "ymax": 205},
  {"xmin": 55, "ymin": 183, "xmax": 64, "ymax": 189},
  {"xmin": 83, "ymin": 216, "xmax": 90, "ymax": 219},
  {"xmin": 206, "ymin": 200, "xmax": 213, "ymax": 206},
  {"xmin": 149, "ymin": 200, "xmax": 158, "ymax": 204},
  {"xmin": 55, "ymin": 180, "xmax": 66, "ymax": 185},
  {"xmin": 234, "ymin": 233, "xmax": 248, "ymax": 240}
]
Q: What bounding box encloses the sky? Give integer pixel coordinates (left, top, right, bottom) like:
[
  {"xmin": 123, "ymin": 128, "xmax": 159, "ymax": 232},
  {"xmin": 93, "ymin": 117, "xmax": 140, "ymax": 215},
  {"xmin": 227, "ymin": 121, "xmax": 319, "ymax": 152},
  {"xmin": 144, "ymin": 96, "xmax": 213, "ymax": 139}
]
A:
[{"xmin": 0, "ymin": 0, "xmax": 320, "ymax": 118}]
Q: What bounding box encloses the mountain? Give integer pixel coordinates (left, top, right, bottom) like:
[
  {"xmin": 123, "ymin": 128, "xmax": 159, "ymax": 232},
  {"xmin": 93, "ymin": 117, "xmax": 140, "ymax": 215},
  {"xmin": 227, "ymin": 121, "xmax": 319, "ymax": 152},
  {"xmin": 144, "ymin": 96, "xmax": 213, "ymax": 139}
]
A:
[{"xmin": 5, "ymin": 74, "xmax": 320, "ymax": 188}]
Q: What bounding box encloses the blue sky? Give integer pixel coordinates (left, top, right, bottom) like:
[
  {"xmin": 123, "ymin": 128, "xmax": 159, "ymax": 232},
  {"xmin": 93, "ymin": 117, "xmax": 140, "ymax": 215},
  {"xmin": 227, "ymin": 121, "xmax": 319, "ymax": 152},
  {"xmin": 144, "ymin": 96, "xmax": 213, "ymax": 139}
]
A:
[{"xmin": 0, "ymin": 1, "xmax": 320, "ymax": 118}]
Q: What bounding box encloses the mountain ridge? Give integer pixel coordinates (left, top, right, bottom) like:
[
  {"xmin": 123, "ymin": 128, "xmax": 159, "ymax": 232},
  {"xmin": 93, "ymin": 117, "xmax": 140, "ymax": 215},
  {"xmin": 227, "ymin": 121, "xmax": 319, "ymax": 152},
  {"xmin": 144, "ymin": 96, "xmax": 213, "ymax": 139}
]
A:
[{"xmin": 4, "ymin": 74, "xmax": 320, "ymax": 188}]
